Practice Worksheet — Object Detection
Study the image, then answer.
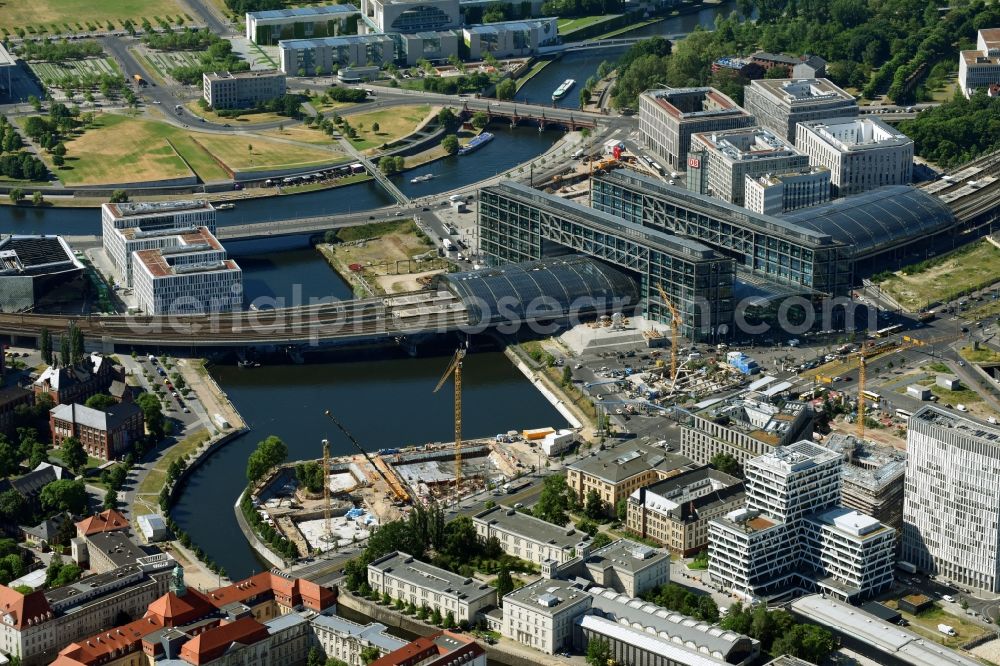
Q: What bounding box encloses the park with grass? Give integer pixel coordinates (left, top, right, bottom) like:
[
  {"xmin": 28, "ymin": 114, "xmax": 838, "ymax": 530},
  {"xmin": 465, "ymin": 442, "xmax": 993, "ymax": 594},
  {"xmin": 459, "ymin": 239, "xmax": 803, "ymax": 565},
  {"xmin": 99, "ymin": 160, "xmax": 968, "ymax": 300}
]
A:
[
  {"xmin": 29, "ymin": 57, "xmax": 121, "ymax": 88},
  {"xmin": 342, "ymin": 104, "xmax": 435, "ymax": 152},
  {"xmin": 873, "ymin": 241, "xmax": 1000, "ymax": 311},
  {"xmin": 0, "ymin": 0, "xmax": 189, "ymax": 38}
]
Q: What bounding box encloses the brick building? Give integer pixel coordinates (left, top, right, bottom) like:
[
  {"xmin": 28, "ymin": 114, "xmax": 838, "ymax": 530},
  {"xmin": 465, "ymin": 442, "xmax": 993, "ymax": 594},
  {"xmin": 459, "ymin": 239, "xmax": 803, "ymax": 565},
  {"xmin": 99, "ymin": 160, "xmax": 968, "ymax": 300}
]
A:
[
  {"xmin": 49, "ymin": 402, "xmax": 144, "ymax": 461},
  {"xmin": 33, "ymin": 354, "xmax": 118, "ymax": 406}
]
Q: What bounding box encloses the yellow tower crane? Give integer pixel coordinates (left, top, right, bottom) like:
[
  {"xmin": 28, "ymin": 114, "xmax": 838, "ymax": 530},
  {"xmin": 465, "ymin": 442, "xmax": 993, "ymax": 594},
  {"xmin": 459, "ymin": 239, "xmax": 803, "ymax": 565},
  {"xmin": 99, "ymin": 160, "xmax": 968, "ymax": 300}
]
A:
[
  {"xmin": 656, "ymin": 283, "xmax": 681, "ymax": 385},
  {"xmin": 853, "ymin": 335, "xmax": 927, "ymax": 441},
  {"xmin": 322, "ymin": 438, "xmax": 331, "ymax": 543},
  {"xmin": 434, "ymin": 347, "xmax": 466, "ymax": 492}
]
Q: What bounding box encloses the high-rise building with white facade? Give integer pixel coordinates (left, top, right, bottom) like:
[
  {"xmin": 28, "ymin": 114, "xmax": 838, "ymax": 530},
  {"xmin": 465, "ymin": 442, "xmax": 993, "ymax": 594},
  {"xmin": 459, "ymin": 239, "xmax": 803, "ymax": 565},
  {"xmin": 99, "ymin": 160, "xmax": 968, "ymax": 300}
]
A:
[
  {"xmin": 743, "ymin": 78, "xmax": 858, "ymax": 142},
  {"xmin": 101, "ymin": 200, "xmax": 216, "ymax": 288},
  {"xmin": 902, "ymin": 406, "xmax": 1000, "ymax": 590},
  {"xmin": 795, "ymin": 117, "xmax": 913, "ymax": 196},
  {"xmin": 687, "ymin": 126, "xmax": 810, "ymax": 206},
  {"xmin": 743, "ymin": 167, "xmax": 831, "ymax": 215},
  {"xmin": 709, "ymin": 441, "xmax": 895, "ymax": 602},
  {"xmin": 638, "ymin": 87, "xmax": 755, "ymax": 171},
  {"xmin": 959, "ymin": 28, "xmax": 1000, "ymax": 98}
]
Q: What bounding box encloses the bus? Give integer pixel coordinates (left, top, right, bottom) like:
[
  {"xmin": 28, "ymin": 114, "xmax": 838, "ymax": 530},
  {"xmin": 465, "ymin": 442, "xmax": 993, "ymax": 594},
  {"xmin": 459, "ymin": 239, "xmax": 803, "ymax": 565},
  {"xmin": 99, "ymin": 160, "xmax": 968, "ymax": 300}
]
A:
[
  {"xmin": 896, "ymin": 408, "xmax": 913, "ymax": 422},
  {"xmin": 861, "ymin": 390, "xmax": 881, "ymax": 404},
  {"xmin": 918, "ymin": 311, "xmax": 936, "ymax": 323},
  {"xmin": 870, "ymin": 324, "xmax": 903, "ymax": 338}
]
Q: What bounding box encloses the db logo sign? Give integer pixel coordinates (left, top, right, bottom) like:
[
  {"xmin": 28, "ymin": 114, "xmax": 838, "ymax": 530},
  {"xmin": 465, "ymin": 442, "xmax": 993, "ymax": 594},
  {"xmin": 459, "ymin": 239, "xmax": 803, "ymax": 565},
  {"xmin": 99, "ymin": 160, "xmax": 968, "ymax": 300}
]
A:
[{"xmin": 687, "ymin": 157, "xmax": 701, "ymax": 168}]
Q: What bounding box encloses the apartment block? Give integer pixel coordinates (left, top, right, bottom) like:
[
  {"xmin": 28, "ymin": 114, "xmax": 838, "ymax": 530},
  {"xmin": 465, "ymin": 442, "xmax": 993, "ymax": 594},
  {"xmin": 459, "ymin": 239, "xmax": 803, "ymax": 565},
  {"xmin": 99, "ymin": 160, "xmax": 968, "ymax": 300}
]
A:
[
  {"xmin": 202, "ymin": 70, "xmax": 286, "ymax": 109},
  {"xmin": 687, "ymin": 126, "xmax": 810, "ymax": 206},
  {"xmin": 743, "ymin": 78, "xmax": 858, "ymax": 142},
  {"xmin": 278, "ymin": 34, "xmax": 395, "ymax": 76},
  {"xmin": 680, "ymin": 396, "xmax": 814, "ymax": 466},
  {"xmin": 49, "ymin": 402, "xmax": 144, "ymax": 461},
  {"xmin": 627, "ymin": 467, "xmax": 745, "ymax": 556},
  {"xmin": 959, "ymin": 28, "xmax": 1000, "ymax": 97},
  {"xmin": 638, "ymin": 87, "xmax": 755, "ymax": 170},
  {"xmin": 795, "ymin": 116, "xmax": 913, "ymax": 196},
  {"xmin": 367, "ymin": 552, "xmax": 495, "ymax": 623},
  {"xmin": 743, "ymin": 167, "xmax": 831, "ymax": 214},
  {"xmin": 902, "ymin": 406, "xmax": 1000, "ymax": 590},
  {"xmin": 472, "ymin": 505, "xmax": 591, "ymax": 565},
  {"xmin": 825, "ymin": 434, "xmax": 906, "ymax": 534},
  {"xmin": 501, "ymin": 578, "xmax": 591, "ymax": 654},
  {"xmin": 709, "ymin": 442, "xmax": 895, "ymax": 603},
  {"xmin": 101, "ymin": 200, "xmax": 216, "ymax": 288}
]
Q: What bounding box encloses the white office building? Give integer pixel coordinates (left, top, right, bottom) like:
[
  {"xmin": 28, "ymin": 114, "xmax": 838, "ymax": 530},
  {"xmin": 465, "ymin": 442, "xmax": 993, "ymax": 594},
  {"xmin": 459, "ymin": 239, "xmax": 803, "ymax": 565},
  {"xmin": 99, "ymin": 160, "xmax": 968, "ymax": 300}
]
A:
[
  {"xmin": 959, "ymin": 28, "xmax": 1000, "ymax": 97},
  {"xmin": 743, "ymin": 78, "xmax": 858, "ymax": 142},
  {"xmin": 638, "ymin": 87, "xmax": 755, "ymax": 171},
  {"xmin": 687, "ymin": 127, "xmax": 810, "ymax": 206},
  {"xmin": 309, "ymin": 615, "xmax": 408, "ymax": 666},
  {"xmin": 367, "ymin": 552, "xmax": 496, "ymax": 623},
  {"xmin": 278, "ymin": 34, "xmax": 395, "ymax": 76},
  {"xmin": 246, "ymin": 5, "xmax": 361, "ymax": 44},
  {"xmin": 131, "ymin": 227, "xmax": 242, "ymax": 315},
  {"xmin": 202, "ymin": 70, "xmax": 286, "ymax": 109},
  {"xmin": 501, "ymin": 578, "xmax": 591, "ymax": 654},
  {"xmin": 709, "ymin": 441, "xmax": 895, "ymax": 603},
  {"xmin": 795, "ymin": 116, "xmax": 913, "ymax": 196},
  {"xmin": 360, "ymin": 0, "xmax": 460, "ymax": 34},
  {"xmin": 101, "ymin": 200, "xmax": 216, "ymax": 288},
  {"xmin": 902, "ymin": 406, "xmax": 1000, "ymax": 591},
  {"xmin": 743, "ymin": 167, "xmax": 831, "ymax": 215},
  {"xmin": 472, "ymin": 505, "xmax": 591, "ymax": 565},
  {"xmin": 398, "ymin": 31, "xmax": 459, "ymax": 65},
  {"xmin": 461, "ymin": 18, "xmax": 559, "ymax": 60}
]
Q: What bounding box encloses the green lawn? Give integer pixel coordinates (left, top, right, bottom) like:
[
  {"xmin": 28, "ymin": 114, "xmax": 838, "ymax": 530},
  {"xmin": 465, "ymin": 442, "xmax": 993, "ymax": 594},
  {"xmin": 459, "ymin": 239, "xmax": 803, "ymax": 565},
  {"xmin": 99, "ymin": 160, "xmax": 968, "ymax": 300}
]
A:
[
  {"xmin": 137, "ymin": 49, "xmax": 204, "ymax": 83},
  {"xmin": 0, "ymin": 0, "xmax": 187, "ymax": 34},
  {"xmin": 29, "ymin": 58, "xmax": 121, "ymax": 87},
  {"xmin": 888, "ymin": 602, "xmax": 989, "ymax": 649},
  {"xmin": 960, "ymin": 345, "xmax": 1000, "ymax": 364},
  {"xmin": 345, "ymin": 104, "xmax": 432, "ymax": 152},
  {"xmin": 132, "ymin": 429, "xmax": 210, "ymax": 516},
  {"xmin": 875, "ymin": 241, "xmax": 1000, "ymax": 311},
  {"xmin": 557, "ymin": 14, "xmax": 619, "ymax": 34}
]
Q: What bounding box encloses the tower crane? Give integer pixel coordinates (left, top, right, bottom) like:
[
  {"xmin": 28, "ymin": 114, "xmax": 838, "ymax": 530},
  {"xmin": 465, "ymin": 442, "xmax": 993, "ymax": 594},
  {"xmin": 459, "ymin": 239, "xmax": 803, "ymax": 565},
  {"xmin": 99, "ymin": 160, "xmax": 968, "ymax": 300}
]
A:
[
  {"xmin": 656, "ymin": 283, "xmax": 681, "ymax": 386},
  {"xmin": 322, "ymin": 438, "xmax": 331, "ymax": 544},
  {"xmin": 323, "ymin": 409, "xmax": 404, "ymax": 502},
  {"xmin": 434, "ymin": 346, "xmax": 466, "ymax": 492}
]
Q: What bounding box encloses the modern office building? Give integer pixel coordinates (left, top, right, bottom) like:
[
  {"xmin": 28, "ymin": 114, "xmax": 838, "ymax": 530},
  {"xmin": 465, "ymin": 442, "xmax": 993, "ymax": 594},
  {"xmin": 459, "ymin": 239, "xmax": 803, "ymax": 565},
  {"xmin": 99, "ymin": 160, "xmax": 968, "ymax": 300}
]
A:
[
  {"xmin": 49, "ymin": 402, "xmax": 144, "ymax": 461},
  {"xmin": 500, "ymin": 578, "xmax": 591, "ymax": 654},
  {"xmin": 461, "ymin": 18, "xmax": 559, "ymax": 60},
  {"xmin": 0, "ymin": 235, "xmax": 86, "ymax": 312},
  {"xmin": 902, "ymin": 406, "xmax": 1000, "ymax": 590},
  {"xmin": 627, "ymin": 467, "xmax": 745, "ymax": 556},
  {"xmin": 478, "ymin": 181, "xmax": 736, "ymax": 339},
  {"xmin": 202, "ymin": 70, "xmax": 286, "ymax": 109},
  {"xmin": 638, "ymin": 87, "xmax": 755, "ymax": 170},
  {"xmin": 131, "ymin": 226, "xmax": 243, "ymax": 315},
  {"xmin": 101, "ymin": 200, "xmax": 216, "ymax": 288},
  {"xmin": 246, "ymin": 5, "xmax": 361, "ymax": 44},
  {"xmin": 360, "ymin": 0, "xmax": 461, "ymax": 34},
  {"xmin": 687, "ymin": 127, "xmax": 811, "ymax": 206},
  {"xmin": 825, "ymin": 434, "xmax": 906, "ymax": 534},
  {"xmin": 472, "ymin": 505, "xmax": 591, "ymax": 565},
  {"xmin": 367, "ymin": 552, "xmax": 496, "ymax": 623},
  {"xmin": 679, "ymin": 395, "xmax": 814, "ymax": 466},
  {"xmin": 278, "ymin": 34, "xmax": 395, "ymax": 75},
  {"xmin": 743, "ymin": 78, "xmax": 858, "ymax": 142},
  {"xmin": 708, "ymin": 442, "xmax": 895, "ymax": 603},
  {"xmin": 564, "ymin": 441, "xmax": 701, "ymax": 513},
  {"xmin": 959, "ymin": 28, "xmax": 1000, "ymax": 97},
  {"xmin": 795, "ymin": 117, "xmax": 913, "ymax": 196},
  {"xmin": 743, "ymin": 167, "xmax": 831, "ymax": 214},
  {"xmin": 398, "ymin": 31, "xmax": 459, "ymax": 64}
]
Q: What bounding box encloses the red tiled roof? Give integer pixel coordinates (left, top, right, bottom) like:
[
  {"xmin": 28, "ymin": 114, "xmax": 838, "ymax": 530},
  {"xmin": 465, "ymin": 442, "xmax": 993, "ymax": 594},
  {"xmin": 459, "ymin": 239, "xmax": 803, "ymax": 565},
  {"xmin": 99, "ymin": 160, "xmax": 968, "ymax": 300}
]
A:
[
  {"xmin": 204, "ymin": 572, "xmax": 335, "ymax": 611},
  {"xmin": 146, "ymin": 589, "xmax": 216, "ymax": 627},
  {"xmin": 76, "ymin": 509, "xmax": 130, "ymax": 536},
  {"xmin": 369, "ymin": 631, "xmax": 483, "ymax": 666},
  {"xmin": 179, "ymin": 617, "xmax": 270, "ymax": 665},
  {"xmin": 0, "ymin": 585, "xmax": 53, "ymax": 629},
  {"xmin": 57, "ymin": 616, "xmax": 163, "ymax": 665}
]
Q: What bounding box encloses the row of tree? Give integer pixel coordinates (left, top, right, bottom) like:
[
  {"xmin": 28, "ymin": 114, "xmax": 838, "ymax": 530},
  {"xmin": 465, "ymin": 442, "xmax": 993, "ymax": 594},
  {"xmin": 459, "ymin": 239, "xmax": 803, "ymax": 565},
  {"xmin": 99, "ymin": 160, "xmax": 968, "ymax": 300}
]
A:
[
  {"xmin": 144, "ymin": 27, "xmax": 218, "ymax": 51},
  {"xmin": 899, "ymin": 90, "xmax": 1000, "ymax": 168},
  {"xmin": 16, "ymin": 39, "xmax": 103, "ymax": 61}
]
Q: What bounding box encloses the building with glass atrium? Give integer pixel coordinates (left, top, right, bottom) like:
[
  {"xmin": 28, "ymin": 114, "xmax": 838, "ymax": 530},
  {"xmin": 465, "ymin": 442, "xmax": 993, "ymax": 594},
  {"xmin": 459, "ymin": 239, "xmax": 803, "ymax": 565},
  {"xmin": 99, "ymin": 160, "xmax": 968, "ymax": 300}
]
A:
[{"xmin": 360, "ymin": 0, "xmax": 460, "ymax": 33}]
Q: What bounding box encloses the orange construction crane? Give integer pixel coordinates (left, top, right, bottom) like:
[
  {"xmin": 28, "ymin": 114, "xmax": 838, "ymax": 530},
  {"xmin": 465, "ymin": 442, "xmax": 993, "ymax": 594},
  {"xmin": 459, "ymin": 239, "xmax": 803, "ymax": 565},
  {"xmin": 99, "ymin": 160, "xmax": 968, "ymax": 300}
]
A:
[
  {"xmin": 854, "ymin": 335, "xmax": 928, "ymax": 440},
  {"xmin": 656, "ymin": 283, "xmax": 681, "ymax": 385},
  {"xmin": 434, "ymin": 347, "xmax": 466, "ymax": 492}
]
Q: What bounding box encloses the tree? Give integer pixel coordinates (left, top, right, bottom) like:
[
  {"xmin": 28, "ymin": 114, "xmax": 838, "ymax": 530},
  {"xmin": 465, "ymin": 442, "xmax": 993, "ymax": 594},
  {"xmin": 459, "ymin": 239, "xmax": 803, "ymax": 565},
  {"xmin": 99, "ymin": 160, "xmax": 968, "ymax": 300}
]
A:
[
  {"xmin": 709, "ymin": 452, "xmax": 742, "ymax": 478},
  {"xmin": 136, "ymin": 393, "xmax": 165, "ymax": 441},
  {"xmin": 534, "ymin": 474, "xmax": 574, "ymax": 525},
  {"xmin": 52, "ymin": 154, "xmax": 64, "ymax": 168},
  {"xmin": 29, "ymin": 442, "xmax": 48, "ymax": 470},
  {"xmin": 591, "ymin": 532, "xmax": 613, "ymax": 549},
  {"xmin": 0, "ymin": 489, "xmax": 27, "ymax": 524},
  {"xmin": 584, "ymin": 489, "xmax": 606, "ymax": 519},
  {"xmin": 307, "ymin": 647, "xmax": 327, "ymax": 666},
  {"xmin": 444, "ymin": 610, "xmax": 456, "ymax": 629},
  {"xmin": 441, "ymin": 134, "xmax": 459, "ymax": 155},
  {"xmin": 586, "ymin": 637, "xmax": 612, "ymax": 666},
  {"xmin": 85, "ymin": 393, "xmax": 117, "ymax": 412},
  {"xmin": 60, "ymin": 437, "xmax": 86, "ymax": 475},
  {"xmin": 615, "ymin": 498, "xmax": 627, "ymax": 523},
  {"xmin": 471, "ymin": 111, "xmax": 489, "ymax": 130},
  {"xmin": 496, "ymin": 566, "xmax": 514, "ymax": 604},
  {"xmin": 31, "ymin": 191, "xmax": 43, "ymax": 206},
  {"xmin": 430, "ymin": 607, "xmax": 442, "ymax": 626},
  {"xmin": 40, "ymin": 479, "xmax": 87, "ymax": 515},
  {"xmin": 246, "ymin": 435, "xmax": 288, "ymax": 484},
  {"xmin": 8, "ymin": 189, "xmax": 23, "ymax": 204},
  {"xmin": 109, "ymin": 189, "xmax": 128, "ymax": 203},
  {"xmin": 28, "ymin": 96, "xmax": 41, "ymax": 112},
  {"xmin": 103, "ymin": 486, "xmax": 118, "ymax": 509},
  {"xmin": 697, "ymin": 595, "xmax": 719, "ymax": 623},
  {"xmin": 496, "ymin": 79, "xmax": 516, "ymax": 100},
  {"xmin": 59, "ymin": 334, "xmax": 70, "ymax": 368},
  {"xmin": 437, "ymin": 107, "xmax": 459, "ymax": 130},
  {"xmin": 371, "ymin": 121, "xmax": 380, "ymax": 133},
  {"xmin": 0, "ymin": 437, "xmax": 18, "ymax": 478}
]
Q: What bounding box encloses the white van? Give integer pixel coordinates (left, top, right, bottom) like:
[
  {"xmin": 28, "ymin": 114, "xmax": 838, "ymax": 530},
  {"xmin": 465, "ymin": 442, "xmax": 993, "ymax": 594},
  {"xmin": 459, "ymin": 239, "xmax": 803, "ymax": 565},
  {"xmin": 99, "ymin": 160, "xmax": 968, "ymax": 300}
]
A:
[
  {"xmin": 572, "ymin": 149, "xmax": 584, "ymax": 159},
  {"xmin": 449, "ymin": 194, "xmax": 462, "ymax": 203}
]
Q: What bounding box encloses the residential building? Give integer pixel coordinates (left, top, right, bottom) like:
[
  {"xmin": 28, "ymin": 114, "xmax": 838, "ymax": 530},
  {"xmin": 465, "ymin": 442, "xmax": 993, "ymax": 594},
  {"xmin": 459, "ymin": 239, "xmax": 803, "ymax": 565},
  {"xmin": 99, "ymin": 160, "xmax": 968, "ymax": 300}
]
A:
[
  {"xmin": 0, "ymin": 555, "xmax": 174, "ymax": 666},
  {"xmin": 0, "ymin": 387, "xmax": 33, "ymax": 436},
  {"xmin": 790, "ymin": 594, "xmax": 983, "ymax": 666},
  {"xmin": 577, "ymin": 587, "xmax": 760, "ymax": 666},
  {"xmin": 202, "ymin": 70, "xmax": 286, "ymax": 109},
  {"xmin": 627, "ymin": 468, "xmax": 745, "ymax": 556},
  {"xmin": 75, "ymin": 509, "xmax": 130, "ymax": 538},
  {"xmin": 398, "ymin": 31, "xmax": 459, "ymax": 65},
  {"xmin": 638, "ymin": 87, "xmax": 754, "ymax": 170},
  {"xmin": 680, "ymin": 395, "xmax": 814, "ymax": 466},
  {"xmin": 367, "ymin": 552, "xmax": 495, "ymax": 623},
  {"xmin": 959, "ymin": 28, "xmax": 1000, "ymax": 97},
  {"xmin": 792, "ymin": 55, "xmax": 827, "ymax": 79},
  {"xmin": 708, "ymin": 442, "xmax": 895, "ymax": 603},
  {"xmin": 743, "ymin": 167, "xmax": 831, "ymax": 214},
  {"xmin": 825, "ymin": 434, "xmax": 906, "ymax": 534},
  {"xmin": 472, "ymin": 505, "xmax": 591, "ymax": 565},
  {"xmin": 500, "ymin": 578, "xmax": 591, "ymax": 654},
  {"xmin": 368, "ymin": 631, "xmax": 485, "ymax": 666},
  {"xmin": 278, "ymin": 34, "xmax": 396, "ymax": 75},
  {"xmin": 565, "ymin": 442, "xmax": 701, "ymax": 513},
  {"xmin": 0, "ymin": 235, "xmax": 86, "ymax": 312},
  {"xmin": 33, "ymin": 353, "xmax": 118, "ymax": 406},
  {"xmin": 554, "ymin": 539, "xmax": 670, "ymax": 598},
  {"xmin": 795, "ymin": 116, "xmax": 913, "ymax": 196},
  {"xmin": 743, "ymin": 78, "xmax": 858, "ymax": 142},
  {"xmin": 131, "ymin": 226, "xmax": 243, "ymax": 315},
  {"xmin": 902, "ymin": 406, "xmax": 1000, "ymax": 590},
  {"xmin": 360, "ymin": 0, "xmax": 460, "ymax": 34},
  {"xmin": 101, "ymin": 200, "xmax": 216, "ymax": 288},
  {"xmin": 311, "ymin": 615, "xmax": 407, "ymax": 666},
  {"xmin": 461, "ymin": 18, "xmax": 559, "ymax": 60},
  {"xmin": 22, "ymin": 512, "xmax": 72, "ymax": 549},
  {"xmin": 245, "ymin": 5, "xmax": 360, "ymax": 44},
  {"xmin": 687, "ymin": 126, "xmax": 811, "ymax": 206},
  {"xmin": 747, "ymin": 51, "xmax": 800, "ymax": 75},
  {"xmin": 49, "ymin": 402, "xmax": 144, "ymax": 461}
]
